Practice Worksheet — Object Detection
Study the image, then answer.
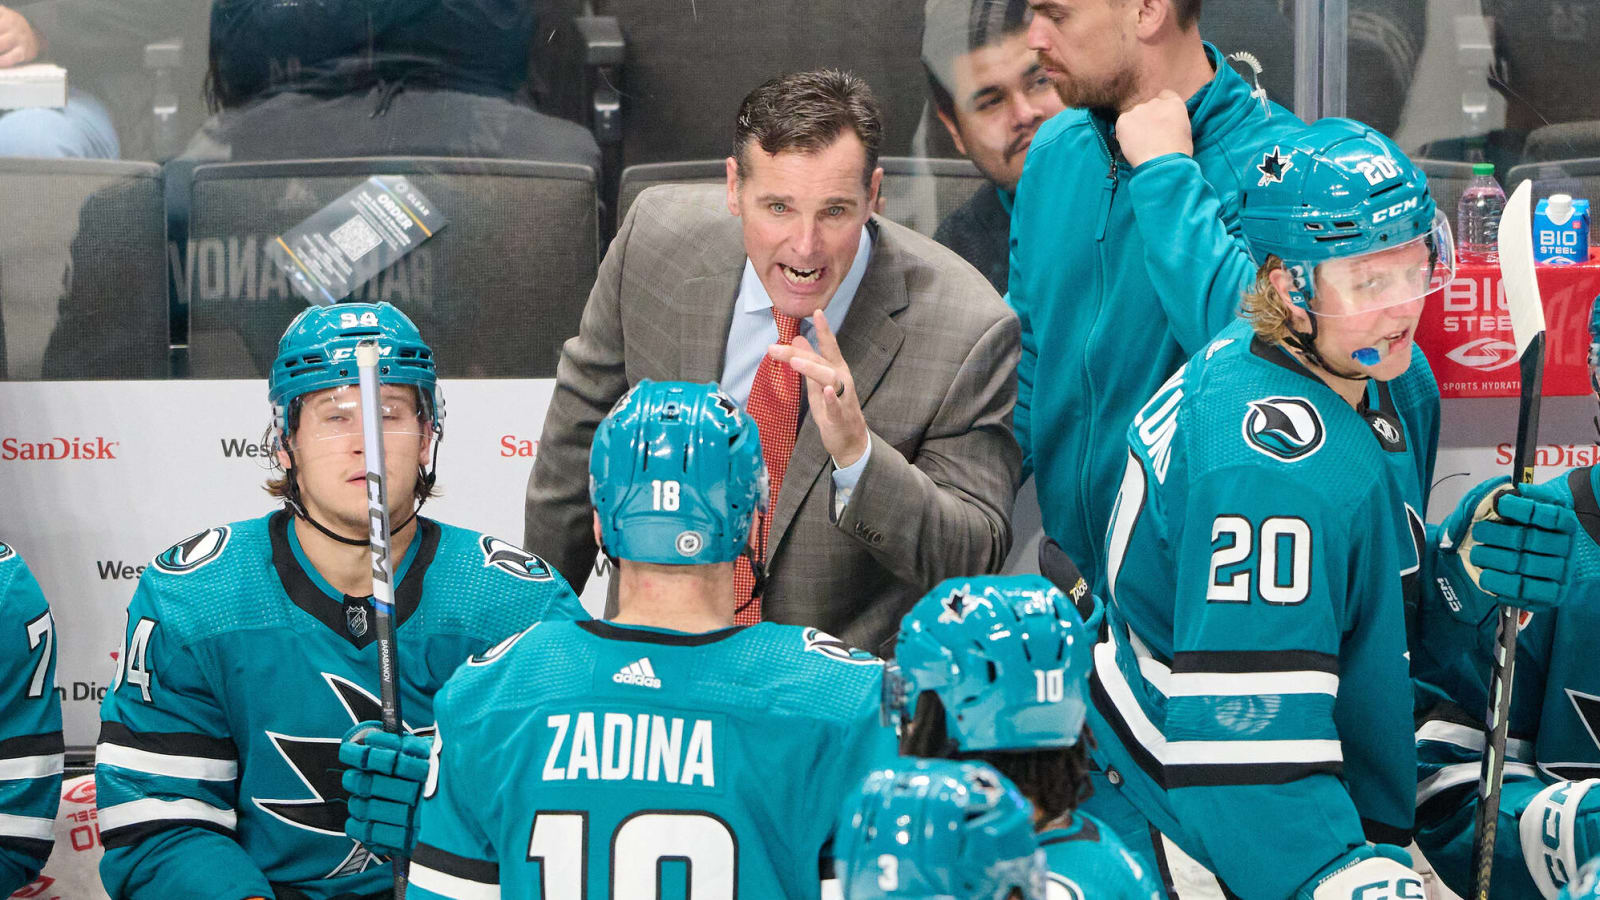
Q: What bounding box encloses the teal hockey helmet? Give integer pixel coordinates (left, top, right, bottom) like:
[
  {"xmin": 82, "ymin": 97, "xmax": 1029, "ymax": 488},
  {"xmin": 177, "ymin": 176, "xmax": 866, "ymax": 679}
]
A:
[
  {"xmin": 268, "ymin": 302, "xmax": 440, "ymax": 435},
  {"xmin": 1240, "ymin": 118, "xmax": 1455, "ymax": 316},
  {"xmin": 1560, "ymin": 858, "xmax": 1600, "ymax": 900},
  {"xmin": 887, "ymin": 574, "xmax": 1095, "ymax": 751},
  {"xmin": 1588, "ymin": 292, "xmax": 1600, "ymax": 400},
  {"xmin": 836, "ymin": 759, "xmax": 1046, "ymax": 900},
  {"xmin": 589, "ymin": 380, "xmax": 768, "ymax": 566}
]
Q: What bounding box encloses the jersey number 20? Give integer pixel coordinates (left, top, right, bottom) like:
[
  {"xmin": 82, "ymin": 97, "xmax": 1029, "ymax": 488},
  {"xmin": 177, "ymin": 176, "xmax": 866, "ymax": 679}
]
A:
[
  {"xmin": 1208, "ymin": 516, "xmax": 1312, "ymax": 605},
  {"xmin": 529, "ymin": 810, "xmax": 737, "ymax": 897}
]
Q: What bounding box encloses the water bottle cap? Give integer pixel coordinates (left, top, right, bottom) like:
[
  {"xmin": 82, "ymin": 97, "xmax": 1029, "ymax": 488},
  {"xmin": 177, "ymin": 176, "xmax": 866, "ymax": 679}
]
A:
[{"xmin": 1473, "ymin": 162, "xmax": 1495, "ymax": 176}]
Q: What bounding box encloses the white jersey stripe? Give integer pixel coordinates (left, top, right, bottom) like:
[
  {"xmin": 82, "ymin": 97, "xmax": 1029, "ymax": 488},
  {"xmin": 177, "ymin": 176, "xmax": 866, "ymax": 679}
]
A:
[
  {"xmin": 1167, "ymin": 670, "xmax": 1340, "ymax": 698},
  {"xmin": 1166, "ymin": 738, "xmax": 1343, "ymax": 766},
  {"xmin": 99, "ymin": 796, "xmax": 237, "ymax": 832},
  {"xmin": 97, "ymin": 742, "xmax": 238, "ymax": 782},
  {"xmin": 410, "ymin": 862, "xmax": 501, "ymax": 899},
  {"xmin": 1417, "ymin": 760, "xmax": 1538, "ymax": 806},
  {"xmin": 1095, "ymin": 634, "xmax": 1171, "ymax": 761},
  {"xmin": 1415, "ymin": 720, "xmax": 1533, "ymax": 761},
  {"xmin": 0, "ymin": 753, "xmax": 64, "ymax": 781},
  {"xmin": 0, "ymin": 812, "xmax": 55, "ymax": 841}
]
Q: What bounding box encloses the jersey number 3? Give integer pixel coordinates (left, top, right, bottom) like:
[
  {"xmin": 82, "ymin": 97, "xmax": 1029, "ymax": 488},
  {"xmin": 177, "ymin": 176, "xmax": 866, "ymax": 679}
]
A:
[
  {"xmin": 1207, "ymin": 516, "xmax": 1312, "ymax": 605},
  {"xmin": 529, "ymin": 810, "xmax": 737, "ymax": 897}
]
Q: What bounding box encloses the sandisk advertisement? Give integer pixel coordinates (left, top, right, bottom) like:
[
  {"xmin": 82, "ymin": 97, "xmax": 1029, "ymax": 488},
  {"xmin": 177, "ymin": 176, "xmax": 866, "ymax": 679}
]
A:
[{"xmin": 1417, "ymin": 259, "xmax": 1599, "ymax": 398}]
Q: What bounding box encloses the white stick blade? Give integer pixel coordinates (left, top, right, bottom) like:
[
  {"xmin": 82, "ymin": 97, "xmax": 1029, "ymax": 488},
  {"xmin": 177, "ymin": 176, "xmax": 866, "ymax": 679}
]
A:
[{"xmin": 1497, "ymin": 179, "xmax": 1547, "ymax": 358}]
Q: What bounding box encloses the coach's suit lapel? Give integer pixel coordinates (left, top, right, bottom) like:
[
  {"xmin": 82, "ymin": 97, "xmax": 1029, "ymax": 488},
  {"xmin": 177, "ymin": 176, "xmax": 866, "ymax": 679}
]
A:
[
  {"xmin": 768, "ymin": 218, "xmax": 907, "ymax": 561},
  {"xmin": 677, "ymin": 231, "xmax": 744, "ymax": 384}
]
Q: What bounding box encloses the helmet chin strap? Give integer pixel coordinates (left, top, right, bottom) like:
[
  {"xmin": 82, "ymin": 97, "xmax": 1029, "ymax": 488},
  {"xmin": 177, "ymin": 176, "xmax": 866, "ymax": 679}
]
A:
[
  {"xmin": 1285, "ymin": 306, "xmax": 1370, "ymax": 383},
  {"xmin": 280, "ymin": 440, "xmax": 426, "ymax": 548},
  {"xmin": 735, "ymin": 522, "xmax": 770, "ymax": 619}
]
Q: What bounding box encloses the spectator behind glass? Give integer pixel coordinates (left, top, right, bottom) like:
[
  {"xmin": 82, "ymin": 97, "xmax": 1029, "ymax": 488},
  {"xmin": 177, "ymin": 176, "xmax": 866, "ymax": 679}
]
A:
[
  {"xmin": 179, "ymin": 0, "xmax": 597, "ymax": 166},
  {"xmin": 0, "ymin": 2, "xmax": 119, "ymax": 158},
  {"xmin": 921, "ymin": 0, "xmax": 1063, "ymax": 295}
]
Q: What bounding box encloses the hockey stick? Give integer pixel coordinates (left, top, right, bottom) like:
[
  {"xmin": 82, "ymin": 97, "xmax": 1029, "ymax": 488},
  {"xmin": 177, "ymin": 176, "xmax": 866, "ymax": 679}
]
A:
[
  {"xmin": 355, "ymin": 340, "xmax": 408, "ymax": 898},
  {"xmin": 1468, "ymin": 179, "xmax": 1547, "ymax": 899}
]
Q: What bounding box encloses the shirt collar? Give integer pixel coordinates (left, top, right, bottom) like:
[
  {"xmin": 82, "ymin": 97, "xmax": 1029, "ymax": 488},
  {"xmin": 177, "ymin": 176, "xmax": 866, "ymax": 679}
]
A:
[{"xmin": 736, "ymin": 225, "xmax": 874, "ymax": 329}]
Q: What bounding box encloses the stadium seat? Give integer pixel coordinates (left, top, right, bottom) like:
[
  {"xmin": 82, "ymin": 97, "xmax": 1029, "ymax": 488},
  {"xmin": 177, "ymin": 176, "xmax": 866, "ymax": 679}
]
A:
[
  {"xmin": 1415, "ymin": 158, "xmax": 1476, "ymax": 231},
  {"xmin": 0, "ymin": 158, "xmax": 167, "ymax": 379},
  {"xmin": 1506, "ymin": 158, "xmax": 1600, "ymax": 205},
  {"xmin": 184, "ymin": 158, "xmax": 599, "ymax": 379},
  {"xmin": 591, "ymin": 0, "xmax": 930, "ymax": 170},
  {"xmin": 617, "ymin": 156, "xmax": 986, "ymax": 239}
]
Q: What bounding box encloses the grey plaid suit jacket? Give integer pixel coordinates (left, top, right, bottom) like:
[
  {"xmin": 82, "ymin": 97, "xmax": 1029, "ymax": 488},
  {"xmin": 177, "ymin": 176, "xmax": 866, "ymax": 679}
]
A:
[{"xmin": 523, "ymin": 183, "xmax": 1021, "ymax": 654}]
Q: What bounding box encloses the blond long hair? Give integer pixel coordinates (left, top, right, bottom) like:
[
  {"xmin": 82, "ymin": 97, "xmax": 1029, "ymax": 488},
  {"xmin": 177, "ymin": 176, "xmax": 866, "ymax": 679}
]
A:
[{"xmin": 1240, "ymin": 255, "xmax": 1299, "ymax": 345}]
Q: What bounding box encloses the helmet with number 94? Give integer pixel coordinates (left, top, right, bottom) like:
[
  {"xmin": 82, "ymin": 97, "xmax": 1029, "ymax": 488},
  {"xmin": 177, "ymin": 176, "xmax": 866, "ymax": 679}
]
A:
[
  {"xmin": 268, "ymin": 301, "xmax": 441, "ymax": 438},
  {"xmin": 836, "ymin": 758, "xmax": 1046, "ymax": 900},
  {"xmin": 589, "ymin": 380, "xmax": 768, "ymax": 565},
  {"xmin": 1240, "ymin": 118, "xmax": 1455, "ymax": 316},
  {"xmin": 887, "ymin": 574, "xmax": 1095, "ymax": 752}
]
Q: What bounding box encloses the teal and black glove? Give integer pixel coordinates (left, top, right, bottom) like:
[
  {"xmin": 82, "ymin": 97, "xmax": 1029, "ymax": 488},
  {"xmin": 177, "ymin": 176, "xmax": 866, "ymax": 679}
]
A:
[
  {"xmin": 1438, "ymin": 475, "xmax": 1578, "ymax": 621},
  {"xmin": 339, "ymin": 720, "xmax": 432, "ymax": 858}
]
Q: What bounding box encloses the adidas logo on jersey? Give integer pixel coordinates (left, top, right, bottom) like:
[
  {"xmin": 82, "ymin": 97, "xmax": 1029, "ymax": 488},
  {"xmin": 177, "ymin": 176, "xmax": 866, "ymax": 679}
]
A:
[{"xmin": 613, "ymin": 658, "xmax": 661, "ymax": 689}]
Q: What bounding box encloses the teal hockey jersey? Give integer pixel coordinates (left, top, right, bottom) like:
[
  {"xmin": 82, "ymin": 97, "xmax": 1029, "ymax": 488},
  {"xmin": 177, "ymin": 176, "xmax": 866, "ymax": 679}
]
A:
[
  {"xmin": 95, "ymin": 509, "xmax": 584, "ymax": 900},
  {"xmin": 1041, "ymin": 810, "xmax": 1163, "ymax": 900},
  {"xmin": 1090, "ymin": 324, "xmax": 1419, "ymax": 899},
  {"xmin": 0, "ymin": 542, "xmax": 62, "ymax": 896},
  {"xmin": 1414, "ymin": 465, "xmax": 1600, "ymax": 899},
  {"xmin": 408, "ymin": 618, "xmax": 898, "ymax": 899}
]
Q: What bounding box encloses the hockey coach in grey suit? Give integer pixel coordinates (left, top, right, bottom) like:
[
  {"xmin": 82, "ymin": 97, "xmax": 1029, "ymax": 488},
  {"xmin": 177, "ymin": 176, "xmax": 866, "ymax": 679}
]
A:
[{"xmin": 523, "ymin": 69, "xmax": 1021, "ymax": 654}]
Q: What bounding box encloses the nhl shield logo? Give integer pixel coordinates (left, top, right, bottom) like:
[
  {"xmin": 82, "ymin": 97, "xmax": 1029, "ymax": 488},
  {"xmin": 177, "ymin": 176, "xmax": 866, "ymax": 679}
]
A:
[
  {"xmin": 346, "ymin": 603, "xmax": 369, "ymax": 638},
  {"xmin": 479, "ymin": 536, "xmax": 554, "ymax": 581},
  {"xmin": 1242, "ymin": 397, "xmax": 1325, "ymax": 462},
  {"xmin": 153, "ymin": 526, "xmax": 230, "ymax": 574}
]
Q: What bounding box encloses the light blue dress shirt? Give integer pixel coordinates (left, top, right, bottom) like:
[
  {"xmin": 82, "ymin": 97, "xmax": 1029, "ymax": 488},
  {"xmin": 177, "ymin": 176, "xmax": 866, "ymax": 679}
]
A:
[{"xmin": 720, "ymin": 226, "xmax": 874, "ymax": 514}]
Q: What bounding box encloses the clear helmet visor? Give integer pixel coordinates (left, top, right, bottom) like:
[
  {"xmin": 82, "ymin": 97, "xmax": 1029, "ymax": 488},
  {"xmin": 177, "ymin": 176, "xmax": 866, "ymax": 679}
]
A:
[
  {"xmin": 1309, "ymin": 210, "xmax": 1456, "ymax": 318},
  {"xmin": 285, "ymin": 383, "xmax": 429, "ymax": 465}
]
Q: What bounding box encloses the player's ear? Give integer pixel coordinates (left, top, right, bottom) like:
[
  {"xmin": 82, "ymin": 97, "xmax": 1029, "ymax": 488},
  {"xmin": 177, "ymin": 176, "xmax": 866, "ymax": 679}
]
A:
[{"xmin": 592, "ymin": 511, "xmax": 604, "ymax": 549}]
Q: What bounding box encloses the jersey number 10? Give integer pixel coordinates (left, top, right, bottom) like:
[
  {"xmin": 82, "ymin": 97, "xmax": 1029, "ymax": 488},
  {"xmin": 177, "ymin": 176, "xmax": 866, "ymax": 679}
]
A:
[{"xmin": 529, "ymin": 810, "xmax": 737, "ymax": 896}]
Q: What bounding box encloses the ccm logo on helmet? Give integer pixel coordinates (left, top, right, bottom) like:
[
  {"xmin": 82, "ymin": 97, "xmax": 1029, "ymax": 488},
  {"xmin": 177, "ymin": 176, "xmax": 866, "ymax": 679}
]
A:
[
  {"xmin": 328, "ymin": 345, "xmax": 392, "ymax": 362},
  {"xmin": 1372, "ymin": 197, "xmax": 1420, "ymax": 224}
]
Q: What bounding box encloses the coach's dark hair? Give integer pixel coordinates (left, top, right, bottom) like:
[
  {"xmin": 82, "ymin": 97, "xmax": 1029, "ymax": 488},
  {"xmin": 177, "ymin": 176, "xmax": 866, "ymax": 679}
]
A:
[
  {"xmin": 733, "ymin": 69, "xmax": 883, "ymax": 189},
  {"xmin": 901, "ymin": 691, "xmax": 1095, "ymax": 824},
  {"xmin": 1172, "ymin": 0, "xmax": 1202, "ymax": 29}
]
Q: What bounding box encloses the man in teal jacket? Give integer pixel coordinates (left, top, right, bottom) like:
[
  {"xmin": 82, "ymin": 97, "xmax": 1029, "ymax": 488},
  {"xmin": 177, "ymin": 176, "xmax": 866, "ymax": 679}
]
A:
[{"xmin": 1010, "ymin": 0, "xmax": 1304, "ymax": 591}]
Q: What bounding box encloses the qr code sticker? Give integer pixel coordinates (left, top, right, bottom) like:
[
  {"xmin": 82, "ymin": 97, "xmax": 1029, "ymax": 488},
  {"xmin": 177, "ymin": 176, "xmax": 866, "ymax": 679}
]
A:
[{"xmin": 329, "ymin": 215, "xmax": 383, "ymax": 261}]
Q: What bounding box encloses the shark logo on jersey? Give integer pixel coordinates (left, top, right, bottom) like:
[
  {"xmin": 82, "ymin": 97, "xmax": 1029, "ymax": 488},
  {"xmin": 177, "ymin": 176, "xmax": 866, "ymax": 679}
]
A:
[
  {"xmin": 479, "ymin": 535, "xmax": 554, "ymax": 581},
  {"xmin": 0, "ymin": 542, "xmax": 12, "ymax": 562},
  {"xmin": 1048, "ymin": 875, "xmax": 1086, "ymax": 900},
  {"xmin": 803, "ymin": 627, "xmax": 880, "ymax": 665},
  {"xmin": 1545, "ymin": 689, "xmax": 1600, "ymax": 781},
  {"xmin": 153, "ymin": 526, "xmax": 230, "ymax": 574},
  {"xmin": 465, "ymin": 623, "xmax": 538, "ymax": 668},
  {"xmin": 1242, "ymin": 397, "xmax": 1325, "ymax": 462},
  {"xmin": 936, "ymin": 587, "xmax": 992, "ymax": 624},
  {"xmin": 255, "ymin": 672, "xmax": 434, "ymax": 876}
]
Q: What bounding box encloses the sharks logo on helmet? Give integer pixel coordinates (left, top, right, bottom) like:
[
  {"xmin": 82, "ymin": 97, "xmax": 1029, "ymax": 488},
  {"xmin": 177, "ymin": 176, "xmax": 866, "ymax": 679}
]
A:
[
  {"xmin": 153, "ymin": 527, "xmax": 231, "ymax": 574},
  {"xmin": 1242, "ymin": 397, "xmax": 1325, "ymax": 462},
  {"xmin": 1256, "ymin": 146, "xmax": 1293, "ymax": 186},
  {"xmin": 479, "ymin": 536, "xmax": 555, "ymax": 582}
]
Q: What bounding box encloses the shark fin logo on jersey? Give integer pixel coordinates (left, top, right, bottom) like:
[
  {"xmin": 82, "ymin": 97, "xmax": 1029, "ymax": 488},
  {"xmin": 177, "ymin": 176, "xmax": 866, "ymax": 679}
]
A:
[
  {"xmin": 1546, "ymin": 689, "xmax": 1600, "ymax": 782},
  {"xmin": 479, "ymin": 535, "xmax": 554, "ymax": 581},
  {"xmin": 0, "ymin": 542, "xmax": 12, "ymax": 562},
  {"xmin": 1049, "ymin": 874, "xmax": 1086, "ymax": 900},
  {"xmin": 803, "ymin": 627, "xmax": 880, "ymax": 665},
  {"xmin": 255, "ymin": 672, "xmax": 434, "ymax": 874},
  {"xmin": 1256, "ymin": 146, "xmax": 1292, "ymax": 186},
  {"xmin": 936, "ymin": 587, "xmax": 992, "ymax": 624},
  {"xmin": 153, "ymin": 526, "xmax": 230, "ymax": 574},
  {"xmin": 1242, "ymin": 397, "xmax": 1325, "ymax": 462},
  {"xmin": 466, "ymin": 623, "xmax": 538, "ymax": 667}
]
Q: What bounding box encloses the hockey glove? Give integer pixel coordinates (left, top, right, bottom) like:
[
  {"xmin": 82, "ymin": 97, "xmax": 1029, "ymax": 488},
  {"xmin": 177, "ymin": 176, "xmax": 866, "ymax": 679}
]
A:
[
  {"xmin": 1438, "ymin": 475, "xmax": 1577, "ymax": 620},
  {"xmin": 339, "ymin": 720, "xmax": 432, "ymax": 858},
  {"xmin": 1521, "ymin": 778, "xmax": 1600, "ymax": 900},
  {"xmin": 1293, "ymin": 844, "xmax": 1423, "ymax": 900}
]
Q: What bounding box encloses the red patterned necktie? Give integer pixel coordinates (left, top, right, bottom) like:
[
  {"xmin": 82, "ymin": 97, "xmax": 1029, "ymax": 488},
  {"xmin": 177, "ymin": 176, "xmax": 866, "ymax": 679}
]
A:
[{"xmin": 733, "ymin": 312, "xmax": 803, "ymax": 624}]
